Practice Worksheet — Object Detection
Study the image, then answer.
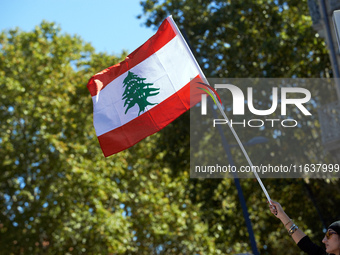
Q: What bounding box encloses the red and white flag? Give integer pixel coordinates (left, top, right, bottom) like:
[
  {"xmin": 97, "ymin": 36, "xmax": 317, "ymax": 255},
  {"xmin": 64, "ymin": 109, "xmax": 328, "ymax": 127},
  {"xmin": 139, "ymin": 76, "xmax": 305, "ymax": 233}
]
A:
[{"xmin": 87, "ymin": 16, "xmax": 204, "ymax": 157}]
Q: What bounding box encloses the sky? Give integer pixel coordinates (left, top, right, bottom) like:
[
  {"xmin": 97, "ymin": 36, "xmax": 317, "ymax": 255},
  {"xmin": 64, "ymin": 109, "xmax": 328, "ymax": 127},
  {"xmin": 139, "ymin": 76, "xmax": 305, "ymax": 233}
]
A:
[{"xmin": 0, "ymin": 0, "xmax": 156, "ymax": 55}]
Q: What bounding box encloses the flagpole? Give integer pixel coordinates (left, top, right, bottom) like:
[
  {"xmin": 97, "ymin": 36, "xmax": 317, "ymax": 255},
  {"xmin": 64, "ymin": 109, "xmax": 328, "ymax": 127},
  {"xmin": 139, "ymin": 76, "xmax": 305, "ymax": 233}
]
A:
[
  {"xmin": 167, "ymin": 15, "xmax": 272, "ymax": 204},
  {"xmin": 214, "ymin": 99, "xmax": 272, "ymax": 204}
]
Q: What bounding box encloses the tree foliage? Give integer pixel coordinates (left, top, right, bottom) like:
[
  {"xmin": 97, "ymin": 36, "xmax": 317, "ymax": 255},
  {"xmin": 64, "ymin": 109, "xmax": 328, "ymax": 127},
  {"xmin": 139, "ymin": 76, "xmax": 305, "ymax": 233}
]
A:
[{"xmin": 0, "ymin": 21, "xmax": 133, "ymax": 254}]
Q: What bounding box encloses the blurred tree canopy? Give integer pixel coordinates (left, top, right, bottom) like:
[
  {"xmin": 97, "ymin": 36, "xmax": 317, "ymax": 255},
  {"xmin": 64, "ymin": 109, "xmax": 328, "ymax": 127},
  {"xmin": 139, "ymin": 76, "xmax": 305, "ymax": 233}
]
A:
[{"xmin": 1, "ymin": 0, "xmax": 340, "ymax": 254}]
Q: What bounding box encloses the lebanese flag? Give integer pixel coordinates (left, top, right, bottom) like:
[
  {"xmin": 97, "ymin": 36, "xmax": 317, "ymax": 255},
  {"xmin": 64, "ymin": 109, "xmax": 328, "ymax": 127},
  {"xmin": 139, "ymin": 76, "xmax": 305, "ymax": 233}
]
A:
[{"xmin": 87, "ymin": 16, "xmax": 205, "ymax": 157}]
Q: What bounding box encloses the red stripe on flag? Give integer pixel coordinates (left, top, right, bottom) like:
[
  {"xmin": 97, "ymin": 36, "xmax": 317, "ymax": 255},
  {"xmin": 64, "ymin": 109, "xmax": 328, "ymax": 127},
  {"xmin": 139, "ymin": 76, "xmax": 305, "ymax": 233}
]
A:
[
  {"xmin": 87, "ymin": 19, "xmax": 177, "ymax": 97},
  {"xmin": 97, "ymin": 75, "xmax": 203, "ymax": 157}
]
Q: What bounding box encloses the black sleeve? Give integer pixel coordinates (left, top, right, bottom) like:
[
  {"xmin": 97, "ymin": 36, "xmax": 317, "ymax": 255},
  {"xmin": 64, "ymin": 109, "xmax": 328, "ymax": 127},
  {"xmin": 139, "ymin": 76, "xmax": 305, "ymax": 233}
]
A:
[{"xmin": 297, "ymin": 235, "xmax": 327, "ymax": 255}]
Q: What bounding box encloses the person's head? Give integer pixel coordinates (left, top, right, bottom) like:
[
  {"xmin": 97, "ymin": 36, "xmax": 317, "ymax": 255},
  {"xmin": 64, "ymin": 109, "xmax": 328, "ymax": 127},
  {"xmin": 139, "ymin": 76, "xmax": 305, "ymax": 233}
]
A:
[{"xmin": 322, "ymin": 221, "xmax": 340, "ymax": 255}]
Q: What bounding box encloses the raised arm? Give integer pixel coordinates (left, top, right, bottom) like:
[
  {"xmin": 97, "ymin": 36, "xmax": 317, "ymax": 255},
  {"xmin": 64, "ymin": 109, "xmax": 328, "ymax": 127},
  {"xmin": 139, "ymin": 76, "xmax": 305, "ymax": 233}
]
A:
[{"xmin": 269, "ymin": 200, "xmax": 306, "ymax": 244}]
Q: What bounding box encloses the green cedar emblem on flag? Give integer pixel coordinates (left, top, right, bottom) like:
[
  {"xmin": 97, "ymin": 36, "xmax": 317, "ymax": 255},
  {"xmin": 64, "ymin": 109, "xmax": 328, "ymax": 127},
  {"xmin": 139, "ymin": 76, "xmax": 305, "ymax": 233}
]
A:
[{"xmin": 122, "ymin": 71, "xmax": 160, "ymax": 116}]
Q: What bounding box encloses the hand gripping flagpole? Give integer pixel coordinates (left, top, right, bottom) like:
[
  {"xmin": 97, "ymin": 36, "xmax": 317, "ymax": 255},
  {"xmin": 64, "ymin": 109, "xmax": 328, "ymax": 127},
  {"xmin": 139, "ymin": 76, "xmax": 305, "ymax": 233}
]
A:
[{"xmin": 167, "ymin": 15, "xmax": 272, "ymax": 204}]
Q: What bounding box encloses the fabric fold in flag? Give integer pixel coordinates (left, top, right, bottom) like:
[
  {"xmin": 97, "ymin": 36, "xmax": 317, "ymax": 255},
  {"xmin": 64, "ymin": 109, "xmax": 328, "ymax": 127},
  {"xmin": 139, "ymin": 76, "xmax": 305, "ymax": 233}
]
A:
[{"xmin": 87, "ymin": 16, "xmax": 204, "ymax": 157}]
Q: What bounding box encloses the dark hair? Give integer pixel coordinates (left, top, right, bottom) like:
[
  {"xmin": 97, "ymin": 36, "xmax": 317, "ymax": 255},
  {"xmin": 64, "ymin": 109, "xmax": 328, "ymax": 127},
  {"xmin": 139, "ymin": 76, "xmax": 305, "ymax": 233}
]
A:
[{"xmin": 328, "ymin": 221, "xmax": 340, "ymax": 235}]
